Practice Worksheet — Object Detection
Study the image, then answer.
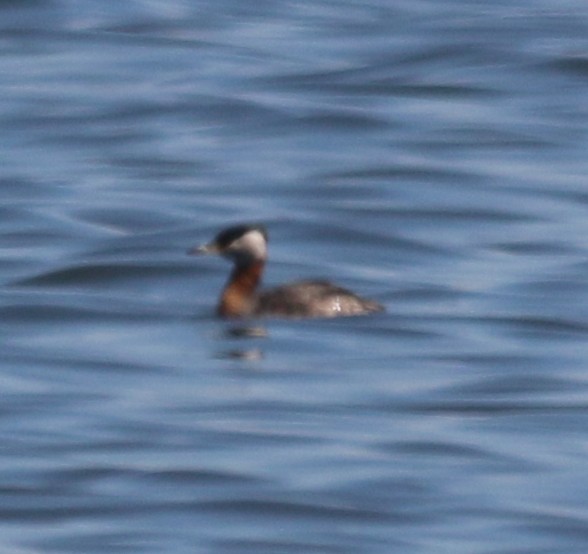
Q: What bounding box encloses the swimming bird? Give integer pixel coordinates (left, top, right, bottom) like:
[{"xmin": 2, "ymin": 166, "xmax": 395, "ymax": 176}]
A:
[{"xmin": 188, "ymin": 224, "xmax": 384, "ymax": 319}]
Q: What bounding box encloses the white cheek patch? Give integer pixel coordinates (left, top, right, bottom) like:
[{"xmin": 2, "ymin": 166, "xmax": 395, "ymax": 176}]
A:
[{"xmin": 232, "ymin": 229, "xmax": 267, "ymax": 259}]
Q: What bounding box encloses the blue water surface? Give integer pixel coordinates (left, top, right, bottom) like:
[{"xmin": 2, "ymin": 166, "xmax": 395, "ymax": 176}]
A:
[{"xmin": 1, "ymin": 1, "xmax": 588, "ymax": 552}]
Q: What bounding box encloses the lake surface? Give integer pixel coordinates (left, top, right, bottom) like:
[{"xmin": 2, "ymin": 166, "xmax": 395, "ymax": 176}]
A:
[{"xmin": 1, "ymin": 1, "xmax": 588, "ymax": 552}]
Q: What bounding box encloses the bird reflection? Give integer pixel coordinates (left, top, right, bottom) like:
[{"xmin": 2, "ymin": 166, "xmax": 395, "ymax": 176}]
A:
[
  {"xmin": 225, "ymin": 325, "xmax": 267, "ymax": 339},
  {"xmin": 216, "ymin": 324, "xmax": 267, "ymax": 360}
]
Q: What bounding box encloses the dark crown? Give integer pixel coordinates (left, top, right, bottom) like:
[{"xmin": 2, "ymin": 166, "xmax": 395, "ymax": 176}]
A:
[{"xmin": 214, "ymin": 224, "xmax": 268, "ymax": 248}]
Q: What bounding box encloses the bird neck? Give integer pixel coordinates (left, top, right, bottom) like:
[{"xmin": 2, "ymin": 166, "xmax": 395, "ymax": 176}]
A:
[{"xmin": 218, "ymin": 260, "xmax": 265, "ymax": 318}]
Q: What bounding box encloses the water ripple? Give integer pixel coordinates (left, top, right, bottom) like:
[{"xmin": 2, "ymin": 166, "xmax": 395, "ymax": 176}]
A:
[{"xmin": 1, "ymin": 1, "xmax": 587, "ymax": 553}]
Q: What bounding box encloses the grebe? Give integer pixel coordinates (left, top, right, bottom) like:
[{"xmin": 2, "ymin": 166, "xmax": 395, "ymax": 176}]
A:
[{"xmin": 188, "ymin": 224, "xmax": 384, "ymax": 319}]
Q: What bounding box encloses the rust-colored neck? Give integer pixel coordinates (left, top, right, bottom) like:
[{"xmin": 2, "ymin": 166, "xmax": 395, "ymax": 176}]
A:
[{"xmin": 218, "ymin": 260, "xmax": 264, "ymax": 318}]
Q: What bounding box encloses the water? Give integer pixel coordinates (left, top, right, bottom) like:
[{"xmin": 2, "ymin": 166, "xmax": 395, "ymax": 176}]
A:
[{"xmin": 1, "ymin": 1, "xmax": 588, "ymax": 552}]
